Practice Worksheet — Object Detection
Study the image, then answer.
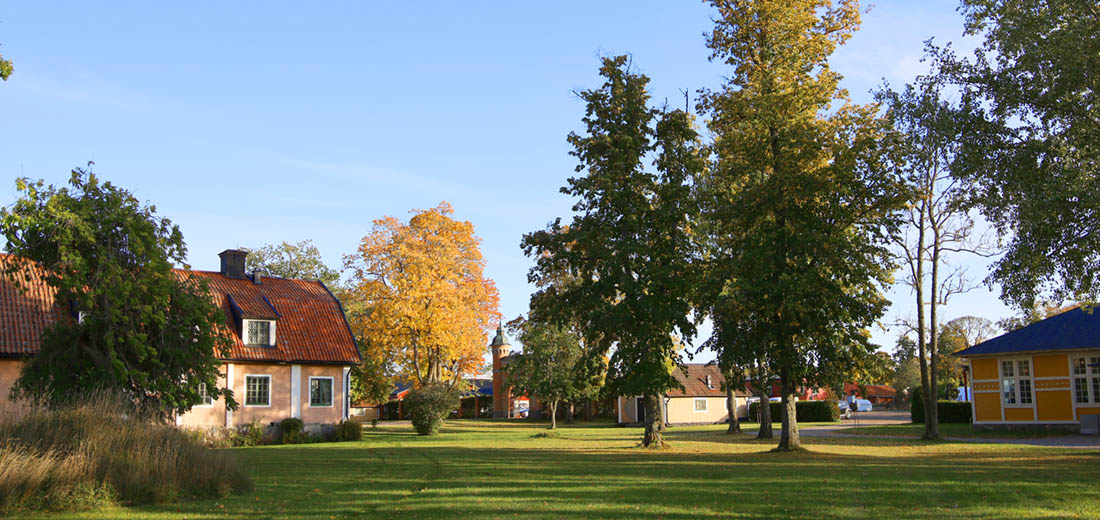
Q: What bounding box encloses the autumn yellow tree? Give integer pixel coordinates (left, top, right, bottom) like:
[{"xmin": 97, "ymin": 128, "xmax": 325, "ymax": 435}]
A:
[{"xmin": 344, "ymin": 202, "xmax": 499, "ymax": 390}]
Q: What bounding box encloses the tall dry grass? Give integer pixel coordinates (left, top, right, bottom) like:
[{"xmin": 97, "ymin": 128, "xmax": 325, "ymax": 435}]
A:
[{"xmin": 0, "ymin": 393, "xmax": 251, "ymax": 513}]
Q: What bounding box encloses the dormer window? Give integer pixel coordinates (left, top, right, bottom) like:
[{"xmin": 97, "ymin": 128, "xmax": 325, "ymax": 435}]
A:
[{"xmin": 245, "ymin": 319, "xmax": 276, "ymax": 346}]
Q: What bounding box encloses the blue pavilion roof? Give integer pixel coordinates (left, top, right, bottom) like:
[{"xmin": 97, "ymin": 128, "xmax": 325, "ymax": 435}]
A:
[{"xmin": 955, "ymin": 306, "xmax": 1100, "ymax": 357}]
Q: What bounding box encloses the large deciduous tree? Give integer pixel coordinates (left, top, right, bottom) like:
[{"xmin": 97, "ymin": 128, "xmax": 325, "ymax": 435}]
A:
[
  {"xmin": 879, "ymin": 55, "xmax": 993, "ymax": 439},
  {"xmin": 699, "ymin": 0, "xmax": 907, "ymax": 451},
  {"xmin": 0, "ymin": 169, "xmax": 235, "ymax": 418},
  {"xmin": 244, "ymin": 240, "xmax": 341, "ymax": 288},
  {"xmin": 522, "ymin": 55, "xmax": 705, "ymax": 448},
  {"xmin": 344, "ymin": 202, "xmax": 499, "ymax": 389},
  {"xmin": 944, "ymin": 0, "xmax": 1100, "ymax": 308}
]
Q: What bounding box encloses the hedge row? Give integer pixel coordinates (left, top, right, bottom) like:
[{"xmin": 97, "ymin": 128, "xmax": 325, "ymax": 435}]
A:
[
  {"xmin": 911, "ymin": 387, "xmax": 972, "ymax": 423},
  {"xmin": 747, "ymin": 400, "xmax": 839, "ymax": 423}
]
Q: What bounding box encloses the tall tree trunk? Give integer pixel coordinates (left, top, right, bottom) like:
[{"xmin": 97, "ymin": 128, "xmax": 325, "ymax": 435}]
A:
[
  {"xmin": 776, "ymin": 376, "xmax": 801, "ymax": 451},
  {"xmin": 927, "ymin": 199, "xmax": 942, "ymax": 439},
  {"xmin": 549, "ymin": 400, "xmax": 558, "ymax": 429},
  {"xmin": 566, "ymin": 401, "xmax": 575, "ymax": 424},
  {"xmin": 641, "ymin": 394, "xmax": 663, "ymax": 447},
  {"xmin": 914, "ymin": 198, "xmax": 935, "ymax": 439},
  {"xmin": 726, "ymin": 383, "xmax": 741, "ymax": 433},
  {"xmin": 756, "ymin": 384, "xmax": 773, "ymax": 439},
  {"xmin": 657, "ymin": 396, "xmax": 667, "ymax": 432}
]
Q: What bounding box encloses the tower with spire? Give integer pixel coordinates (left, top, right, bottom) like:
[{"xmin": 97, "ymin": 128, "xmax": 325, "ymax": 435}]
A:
[{"xmin": 490, "ymin": 321, "xmax": 512, "ymax": 418}]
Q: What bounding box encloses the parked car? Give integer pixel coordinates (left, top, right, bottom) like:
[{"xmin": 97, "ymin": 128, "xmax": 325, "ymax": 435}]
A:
[{"xmin": 836, "ymin": 399, "xmax": 872, "ymax": 419}]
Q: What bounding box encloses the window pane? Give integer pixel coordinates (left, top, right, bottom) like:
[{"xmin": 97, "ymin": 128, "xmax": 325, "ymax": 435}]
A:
[
  {"xmin": 1075, "ymin": 378, "xmax": 1090, "ymax": 403},
  {"xmin": 247, "ymin": 321, "xmax": 271, "ymax": 345},
  {"xmin": 1093, "ymin": 377, "xmax": 1100, "ymax": 404},
  {"xmin": 694, "ymin": 399, "xmax": 706, "ymax": 411},
  {"xmin": 310, "ymin": 379, "xmax": 333, "ymax": 407},
  {"xmin": 1019, "ymin": 379, "xmax": 1032, "ymax": 404},
  {"xmin": 1091, "ymin": 357, "xmax": 1100, "ymax": 375},
  {"xmin": 1073, "ymin": 358, "xmax": 1086, "ymax": 375},
  {"xmin": 1001, "ymin": 361, "xmax": 1014, "ymax": 377},
  {"xmin": 198, "ymin": 383, "xmax": 213, "ymax": 405},
  {"xmin": 246, "ymin": 376, "xmax": 269, "ymax": 405},
  {"xmin": 1017, "ymin": 360, "xmax": 1030, "ymax": 377},
  {"xmin": 1003, "ymin": 379, "xmax": 1016, "ymax": 404}
]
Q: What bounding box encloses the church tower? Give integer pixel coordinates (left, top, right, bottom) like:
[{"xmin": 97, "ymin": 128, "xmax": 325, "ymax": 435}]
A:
[{"xmin": 490, "ymin": 323, "xmax": 511, "ymax": 418}]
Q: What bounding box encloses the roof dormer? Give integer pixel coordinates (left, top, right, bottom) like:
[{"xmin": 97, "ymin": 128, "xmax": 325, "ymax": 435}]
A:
[{"xmin": 244, "ymin": 318, "xmax": 276, "ymax": 347}]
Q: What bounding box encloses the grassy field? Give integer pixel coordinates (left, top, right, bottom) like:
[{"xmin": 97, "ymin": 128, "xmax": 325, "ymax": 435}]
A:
[{"xmin": 30, "ymin": 420, "xmax": 1100, "ymax": 519}]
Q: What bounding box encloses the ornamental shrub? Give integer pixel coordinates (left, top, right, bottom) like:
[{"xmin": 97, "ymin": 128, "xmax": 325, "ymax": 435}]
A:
[
  {"xmin": 278, "ymin": 418, "xmax": 305, "ymax": 444},
  {"xmin": 911, "ymin": 387, "xmax": 972, "ymax": 423},
  {"xmin": 333, "ymin": 420, "xmax": 363, "ymax": 441},
  {"xmin": 796, "ymin": 400, "xmax": 840, "ymax": 422},
  {"xmin": 405, "ymin": 384, "xmax": 460, "ymax": 436},
  {"xmin": 748, "ymin": 400, "xmax": 840, "ymax": 423}
]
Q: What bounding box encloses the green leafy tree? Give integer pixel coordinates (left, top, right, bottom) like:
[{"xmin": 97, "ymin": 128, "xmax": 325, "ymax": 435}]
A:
[
  {"xmin": 0, "ymin": 169, "xmax": 235, "ymax": 418},
  {"xmin": 0, "ymin": 50, "xmax": 11, "ymax": 81},
  {"xmin": 699, "ymin": 0, "xmax": 907, "ymax": 450},
  {"xmin": 996, "ymin": 301, "xmax": 1072, "ymax": 332},
  {"xmin": 522, "ymin": 55, "xmax": 705, "ymax": 447},
  {"xmin": 504, "ymin": 315, "xmax": 585, "ymax": 429},
  {"xmin": 943, "ymin": 0, "xmax": 1100, "ymax": 308},
  {"xmin": 244, "ymin": 240, "xmax": 341, "ymax": 288},
  {"xmin": 878, "ymin": 52, "xmax": 994, "ymax": 439}
]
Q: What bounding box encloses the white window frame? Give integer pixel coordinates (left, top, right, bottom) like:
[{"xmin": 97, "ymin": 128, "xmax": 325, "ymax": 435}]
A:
[
  {"xmin": 693, "ymin": 398, "xmax": 708, "ymax": 413},
  {"xmin": 243, "ymin": 319, "xmax": 277, "ymax": 346},
  {"xmin": 244, "ymin": 374, "xmax": 272, "ymax": 407},
  {"xmin": 196, "ymin": 382, "xmax": 214, "ymax": 407},
  {"xmin": 999, "ymin": 357, "xmax": 1033, "ymax": 407},
  {"xmin": 1071, "ymin": 354, "xmax": 1100, "ymax": 405},
  {"xmin": 309, "ymin": 376, "xmax": 334, "ymax": 408}
]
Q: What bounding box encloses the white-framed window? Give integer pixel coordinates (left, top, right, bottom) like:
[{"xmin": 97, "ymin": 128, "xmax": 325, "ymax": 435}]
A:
[
  {"xmin": 197, "ymin": 382, "xmax": 214, "ymax": 406},
  {"xmin": 309, "ymin": 376, "xmax": 334, "ymax": 407},
  {"xmin": 694, "ymin": 398, "xmax": 708, "ymax": 412},
  {"xmin": 1072, "ymin": 355, "xmax": 1100, "ymax": 404},
  {"xmin": 245, "ymin": 320, "xmax": 275, "ymax": 346},
  {"xmin": 245, "ymin": 375, "xmax": 271, "ymax": 406},
  {"xmin": 1001, "ymin": 359, "xmax": 1032, "ymax": 406}
]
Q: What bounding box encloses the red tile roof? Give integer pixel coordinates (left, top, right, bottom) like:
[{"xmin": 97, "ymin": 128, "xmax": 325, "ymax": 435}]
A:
[
  {"xmin": 0, "ymin": 255, "xmax": 360, "ymax": 365},
  {"xmin": 0, "ymin": 256, "xmax": 64, "ymax": 357},
  {"xmin": 667, "ymin": 364, "xmax": 749, "ymax": 397},
  {"xmin": 844, "ymin": 382, "xmax": 897, "ymax": 398}
]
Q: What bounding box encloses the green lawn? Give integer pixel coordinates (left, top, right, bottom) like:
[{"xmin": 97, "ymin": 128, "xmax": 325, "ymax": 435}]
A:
[{"xmin": 33, "ymin": 420, "xmax": 1100, "ymax": 519}]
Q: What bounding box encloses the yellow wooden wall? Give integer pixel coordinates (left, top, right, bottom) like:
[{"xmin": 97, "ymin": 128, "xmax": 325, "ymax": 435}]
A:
[{"xmin": 968, "ymin": 353, "xmax": 1098, "ymax": 424}]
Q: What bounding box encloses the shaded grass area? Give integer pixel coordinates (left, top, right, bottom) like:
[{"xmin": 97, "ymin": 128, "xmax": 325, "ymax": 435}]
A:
[{"xmin": 32, "ymin": 420, "xmax": 1100, "ymax": 519}]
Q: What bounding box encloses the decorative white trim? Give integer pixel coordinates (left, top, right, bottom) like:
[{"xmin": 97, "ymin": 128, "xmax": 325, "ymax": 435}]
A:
[
  {"xmin": 309, "ymin": 376, "xmax": 335, "ymax": 408},
  {"xmin": 291, "ymin": 365, "xmax": 302, "ymax": 418},
  {"xmin": 342, "ymin": 366, "xmax": 351, "ymax": 420},
  {"xmin": 244, "ymin": 374, "xmax": 272, "ymax": 407},
  {"xmin": 225, "ymin": 363, "xmax": 234, "ymax": 428}
]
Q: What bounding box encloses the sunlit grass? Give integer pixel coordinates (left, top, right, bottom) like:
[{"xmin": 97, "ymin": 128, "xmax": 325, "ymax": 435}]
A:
[{"xmin": 29, "ymin": 419, "xmax": 1100, "ymax": 519}]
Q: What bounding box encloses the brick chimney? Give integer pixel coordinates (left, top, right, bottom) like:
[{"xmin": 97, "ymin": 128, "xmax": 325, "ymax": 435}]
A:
[{"xmin": 218, "ymin": 249, "xmax": 248, "ymax": 279}]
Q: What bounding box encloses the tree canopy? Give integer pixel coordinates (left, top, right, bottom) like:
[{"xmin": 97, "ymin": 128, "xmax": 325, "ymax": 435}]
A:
[
  {"xmin": 699, "ymin": 0, "xmax": 908, "ymax": 450},
  {"xmin": 522, "ymin": 55, "xmax": 705, "ymax": 447},
  {"xmin": 945, "ymin": 0, "xmax": 1100, "ymax": 308},
  {"xmin": 244, "ymin": 240, "xmax": 341, "ymax": 288},
  {"xmin": 344, "ymin": 202, "xmax": 499, "ymax": 389},
  {"xmin": 0, "ymin": 169, "xmax": 234, "ymax": 417}
]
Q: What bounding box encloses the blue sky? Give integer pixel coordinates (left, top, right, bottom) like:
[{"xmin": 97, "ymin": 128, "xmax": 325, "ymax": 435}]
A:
[{"xmin": 0, "ymin": 1, "xmax": 1011, "ymax": 358}]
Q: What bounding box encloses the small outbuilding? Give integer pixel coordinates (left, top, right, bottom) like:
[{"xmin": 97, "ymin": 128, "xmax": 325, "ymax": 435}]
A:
[{"xmin": 955, "ymin": 306, "xmax": 1100, "ymax": 430}]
